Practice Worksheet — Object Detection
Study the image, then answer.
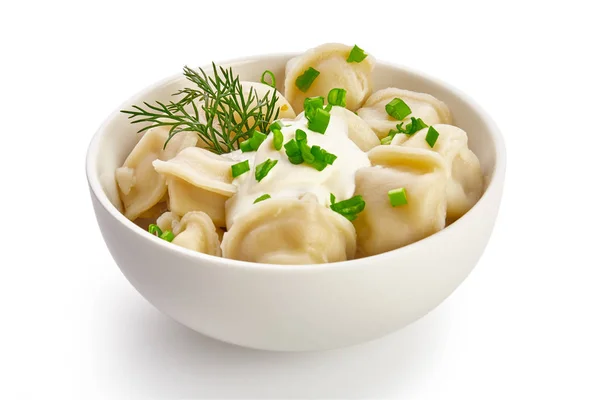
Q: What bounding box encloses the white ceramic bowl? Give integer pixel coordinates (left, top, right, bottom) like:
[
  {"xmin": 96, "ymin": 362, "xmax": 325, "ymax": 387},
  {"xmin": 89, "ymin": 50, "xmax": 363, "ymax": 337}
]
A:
[{"xmin": 86, "ymin": 53, "xmax": 506, "ymax": 352}]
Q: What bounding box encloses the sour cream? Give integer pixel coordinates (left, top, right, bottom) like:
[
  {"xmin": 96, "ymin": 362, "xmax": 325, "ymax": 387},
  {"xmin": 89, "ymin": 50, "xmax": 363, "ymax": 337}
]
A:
[{"xmin": 223, "ymin": 112, "xmax": 371, "ymax": 229}]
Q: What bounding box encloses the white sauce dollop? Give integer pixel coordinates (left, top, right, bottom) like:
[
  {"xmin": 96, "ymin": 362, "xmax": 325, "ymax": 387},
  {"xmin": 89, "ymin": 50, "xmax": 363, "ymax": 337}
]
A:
[{"xmin": 223, "ymin": 113, "xmax": 371, "ymax": 229}]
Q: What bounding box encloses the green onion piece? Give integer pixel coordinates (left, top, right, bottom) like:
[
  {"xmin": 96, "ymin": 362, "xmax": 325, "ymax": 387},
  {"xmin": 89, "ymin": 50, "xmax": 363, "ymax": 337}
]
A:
[
  {"xmin": 299, "ymin": 140, "xmax": 315, "ymax": 163},
  {"xmin": 346, "ymin": 45, "xmax": 368, "ymax": 63},
  {"xmin": 289, "ymin": 155, "xmax": 304, "ymax": 165},
  {"xmin": 284, "ymin": 138, "xmax": 301, "ymax": 157},
  {"xmin": 254, "ymin": 194, "xmax": 271, "ymax": 204},
  {"xmin": 311, "ymin": 145, "xmax": 324, "ymax": 161},
  {"xmin": 148, "ymin": 224, "xmax": 162, "ymax": 237},
  {"xmin": 270, "ymin": 120, "xmax": 284, "ymax": 131},
  {"xmin": 407, "ymin": 117, "xmax": 428, "ymax": 134},
  {"xmin": 388, "ymin": 188, "xmax": 408, "ymax": 207},
  {"xmin": 272, "ymin": 128, "xmax": 283, "ymax": 150},
  {"xmin": 330, "ymin": 195, "xmax": 366, "ymax": 221},
  {"xmin": 385, "ymin": 98, "xmax": 412, "ymax": 121},
  {"xmin": 295, "ymin": 67, "xmax": 320, "ymax": 92},
  {"xmin": 261, "ymin": 70, "xmax": 276, "ymax": 88},
  {"xmin": 324, "ymin": 152, "xmax": 337, "ymax": 165},
  {"xmin": 250, "ymin": 131, "xmax": 268, "ymax": 150},
  {"xmin": 240, "ymin": 139, "xmax": 254, "ymax": 153},
  {"xmin": 231, "ymin": 160, "xmax": 250, "ymax": 178},
  {"xmin": 304, "ymin": 96, "xmax": 325, "ymax": 120},
  {"xmin": 327, "ymin": 88, "xmax": 347, "ymax": 107},
  {"xmin": 255, "ymin": 159, "xmax": 278, "ymax": 181},
  {"xmin": 295, "ymin": 129, "xmax": 307, "ymax": 142},
  {"xmin": 330, "ymin": 193, "xmax": 336, "ymax": 204},
  {"xmin": 325, "ymin": 104, "xmax": 333, "ymax": 112},
  {"xmin": 425, "ymin": 126, "xmax": 439, "ymax": 148},
  {"xmin": 380, "ymin": 136, "xmax": 393, "ymax": 145},
  {"xmin": 307, "ymin": 107, "xmax": 330, "ymax": 134},
  {"xmin": 160, "ymin": 230, "xmax": 175, "ymax": 242}
]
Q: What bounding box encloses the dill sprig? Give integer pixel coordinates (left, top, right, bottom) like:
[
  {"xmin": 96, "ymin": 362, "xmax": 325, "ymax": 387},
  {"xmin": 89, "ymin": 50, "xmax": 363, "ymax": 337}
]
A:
[{"xmin": 121, "ymin": 63, "xmax": 281, "ymax": 154}]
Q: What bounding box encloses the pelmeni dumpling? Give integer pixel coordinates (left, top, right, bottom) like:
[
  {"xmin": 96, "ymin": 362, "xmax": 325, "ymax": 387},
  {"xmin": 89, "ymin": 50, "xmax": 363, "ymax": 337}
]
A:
[
  {"xmin": 116, "ymin": 127, "xmax": 198, "ymax": 220},
  {"xmin": 284, "ymin": 43, "xmax": 375, "ymax": 113},
  {"xmin": 156, "ymin": 211, "xmax": 180, "ymax": 233},
  {"xmin": 392, "ymin": 124, "xmax": 483, "ymax": 223},
  {"xmin": 357, "ymin": 88, "xmax": 452, "ymax": 138},
  {"xmin": 153, "ymin": 147, "xmax": 237, "ymax": 228},
  {"xmin": 240, "ymin": 81, "xmax": 296, "ymax": 120},
  {"xmin": 329, "ymin": 106, "xmax": 380, "ymax": 151},
  {"xmin": 353, "ymin": 146, "xmax": 448, "ymax": 257},
  {"xmin": 222, "ymin": 196, "xmax": 357, "ymax": 264},
  {"xmin": 170, "ymin": 211, "xmax": 222, "ymax": 256}
]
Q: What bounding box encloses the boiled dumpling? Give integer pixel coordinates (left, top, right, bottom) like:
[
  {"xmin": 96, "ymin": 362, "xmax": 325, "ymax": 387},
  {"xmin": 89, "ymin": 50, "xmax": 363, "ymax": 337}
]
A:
[
  {"xmin": 329, "ymin": 106, "xmax": 380, "ymax": 151},
  {"xmin": 156, "ymin": 211, "xmax": 180, "ymax": 233},
  {"xmin": 240, "ymin": 81, "xmax": 296, "ymax": 120},
  {"xmin": 353, "ymin": 146, "xmax": 448, "ymax": 257},
  {"xmin": 392, "ymin": 124, "xmax": 483, "ymax": 223},
  {"xmin": 284, "ymin": 43, "xmax": 375, "ymax": 113},
  {"xmin": 153, "ymin": 147, "xmax": 237, "ymax": 228},
  {"xmin": 357, "ymin": 88, "xmax": 452, "ymax": 138},
  {"xmin": 170, "ymin": 211, "xmax": 222, "ymax": 256},
  {"xmin": 116, "ymin": 127, "xmax": 198, "ymax": 220},
  {"xmin": 222, "ymin": 196, "xmax": 357, "ymax": 264}
]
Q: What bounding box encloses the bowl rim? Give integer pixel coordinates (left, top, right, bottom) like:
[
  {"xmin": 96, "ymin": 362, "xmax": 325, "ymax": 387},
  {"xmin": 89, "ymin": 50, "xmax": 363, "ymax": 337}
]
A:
[{"xmin": 86, "ymin": 51, "xmax": 506, "ymax": 272}]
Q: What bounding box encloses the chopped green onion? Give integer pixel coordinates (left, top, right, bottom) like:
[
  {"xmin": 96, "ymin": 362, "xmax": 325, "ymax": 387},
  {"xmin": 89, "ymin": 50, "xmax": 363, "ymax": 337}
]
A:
[
  {"xmin": 406, "ymin": 117, "xmax": 428, "ymax": 135},
  {"xmin": 385, "ymin": 98, "xmax": 412, "ymax": 121},
  {"xmin": 327, "ymin": 88, "xmax": 347, "ymax": 107},
  {"xmin": 299, "ymin": 140, "xmax": 315, "ymax": 163},
  {"xmin": 255, "ymin": 159, "xmax": 278, "ymax": 181},
  {"xmin": 425, "ymin": 126, "xmax": 439, "ymax": 148},
  {"xmin": 254, "ymin": 194, "xmax": 271, "ymax": 204},
  {"xmin": 330, "ymin": 193, "xmax": 336, "ymax": 204},
  {"xmin": 388, "ymin": 188, "xmax": 408, "ymax": 207},
  {"xmin": 231, "ymin": 160, "xmax": 250, "ymax": 178},
  {"xmin": 284, "ymin": 138, "xmax": 301, "ymax": 162},
  {"xmin": 325, "ymin": 104, "xmax": 333, "ymax": 112},
  {"xmin": 380, "ymin": 136, "xmax": 393, "ymax": 145},
  {"xmin": 330, "ymin": 194, "xmax": 366, "ymax": 221},
  {"xmin": 270, "ymin": 120, "xmax": 284, "ymax": 131},
  {"xmin": 148, "ymin": 224, "xmax": 162, "ymax": 237},
  {"xmin": 272, "ymin": 128, "xmax": 283, "ymax": 150},
  {"xmin": 160, "ymin": 230, "xmax": 175, "ymax": 242},
  {"xmin": 304, "ymin": 96, "xmax": 325, "ymax": 120},
  {"xmin": 289, "ymin": 155, "xmax": 304, "ymax": 164},
  {"xmin": 346, "ymin": 45, "xmax": 368, "ymax": 63},
  {"xmin": 261, "ymin": 70, "xmax": 276, "ymax": 88},
  {"xmin": 295, "ymin": 129, "xmax": 307, "ymax": 142},
  {"xmin": 295, "ymin": 67, "xmax": 320, "ymax": 92},
  {"xmin": 240, "ymin": 139, "xmax": 254, "ymax": 153},
  {"xmin": 324, "ymin": 152, "xmax": 337, "ymax": 165},
  {"xmin": 249, "ymin": 131, "xmax": 268, "ymax": 150},
  {"xmin": 307, "ymin": 107, "xmax": 330, "ymax": 134}
]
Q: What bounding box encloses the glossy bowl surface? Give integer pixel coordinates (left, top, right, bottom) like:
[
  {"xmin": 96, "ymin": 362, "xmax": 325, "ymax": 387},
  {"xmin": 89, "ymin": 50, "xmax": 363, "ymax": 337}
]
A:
[{"xmin": 86, "ymin": 53, "xmax": 506, "ymax": 351}]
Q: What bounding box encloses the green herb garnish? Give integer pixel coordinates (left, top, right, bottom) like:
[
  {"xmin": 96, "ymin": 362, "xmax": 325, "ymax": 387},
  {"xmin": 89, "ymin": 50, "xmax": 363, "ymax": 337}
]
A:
[
  {"xmin": 261, "ymin": 70, "xmax": 276, "ymax": 88},
  {"xmin": 295, "ymin": 67, "xmax": 320, "ymax": 92},
  {"xmin": 284, "ymin": 139, "xmax": 304, "ymax": 164},
  {"xmin": 385, "ymin": 98, "xmax": 412, "ymax": 121},
  {"xmin": 327, "ymin": 88, "xmax": 347, "ymax": 107},
  {"xmin": 149, "ymin": 224, "xmax": 175, "ymax": 242},
  {"xmin": 388, "ymin": 188, "xmax": 408, "ymax": 207},
  {"xmin": 330, "ymin": 194, "xmax": 366, "ymax": 221},
  {"xmin": 160, "ymin": 231, "xmax": 175, "ymax": 242},
  {"xmin": 425, "ymin": 126, "xmax": 439, "ymax": 148},
  {"xmin": 304, "ymin": 96, "xmax": 325, "ymax": 120},
  {"xmin": 249, "ymin": 131, "xmax": 267, "ymax": 150},
  {"xmin": 346, "ymin": 45, "xmax": 368, "ymax": 63},
  {"xmin": 231, "ymin": 160, "xmax": 250, "ymax": 178},
  {"xmin": 121, "ymin": 63, "xmax": 281, "ymax": 154},
  {"xmin": 254, "ymin": 194, "xmax": 271, "ymax": 203},
  {"xmin": 380, "ymin": 117, "xmax": 429, "ymax": 144},
  {"xmin": 272, "ymin": 128, "xmax": 283, "ymax": 150},
  {"xmin": 255, "ymin": 159, "xmax": 278, "ymax": 181},
  {"xmin": 307, "ymin": 107, "xmax": 330, "ymax": 134}
]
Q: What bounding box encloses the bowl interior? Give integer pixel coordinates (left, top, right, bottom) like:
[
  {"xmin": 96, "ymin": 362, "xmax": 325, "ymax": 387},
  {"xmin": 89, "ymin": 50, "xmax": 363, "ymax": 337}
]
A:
[{"xmin": 89, "ymin": 53, "xmax": 500, "ymax": 241}]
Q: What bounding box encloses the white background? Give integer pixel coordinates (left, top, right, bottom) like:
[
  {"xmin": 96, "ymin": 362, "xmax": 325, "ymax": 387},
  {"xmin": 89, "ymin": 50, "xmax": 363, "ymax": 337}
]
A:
[{"xmin": 1, "ymin": 0, "xmax": 599, "ymax": 398}]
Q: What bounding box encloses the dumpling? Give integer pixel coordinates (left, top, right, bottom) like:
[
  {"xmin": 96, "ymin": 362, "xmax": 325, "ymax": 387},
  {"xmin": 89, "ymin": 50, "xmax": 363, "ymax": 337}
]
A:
[
  {"xmin": 329, "ymin": 106, "xmax": 380, "ymax": 151},
  {"xmin": 284, "ymin": 43, "xmax": 375, "ymax": 113},
  {"xmin": 393, "ymin": 124, "xmax": 483, "ymax": 223},
  {"xmin": 222, "ymin": 197, "xmax": 356, "ymax": 264},
  {"xmin": 153, "ymin": 147, "xmax": 237, "ymax": 228},
  {"xmin": 240, "ymin": 81, "xmax": 296, "ymax": 120},
  {"xmin": 116, "ymin": 127, "xmax": 198, "ymax": 220},
  {"xmin": 353, "ymin": 146, "xmax": 448, "ymax": 257},
  {"xmin": 156, "ymin": 211, "xmax": 180, "ymax": 233},
  {"xmin": 170, "ymin": 211, "xmax": 222, "ymax": 256},
  {"xmin": 357, "ymin": 88, "xmax": 452, "ymax": 138}
]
